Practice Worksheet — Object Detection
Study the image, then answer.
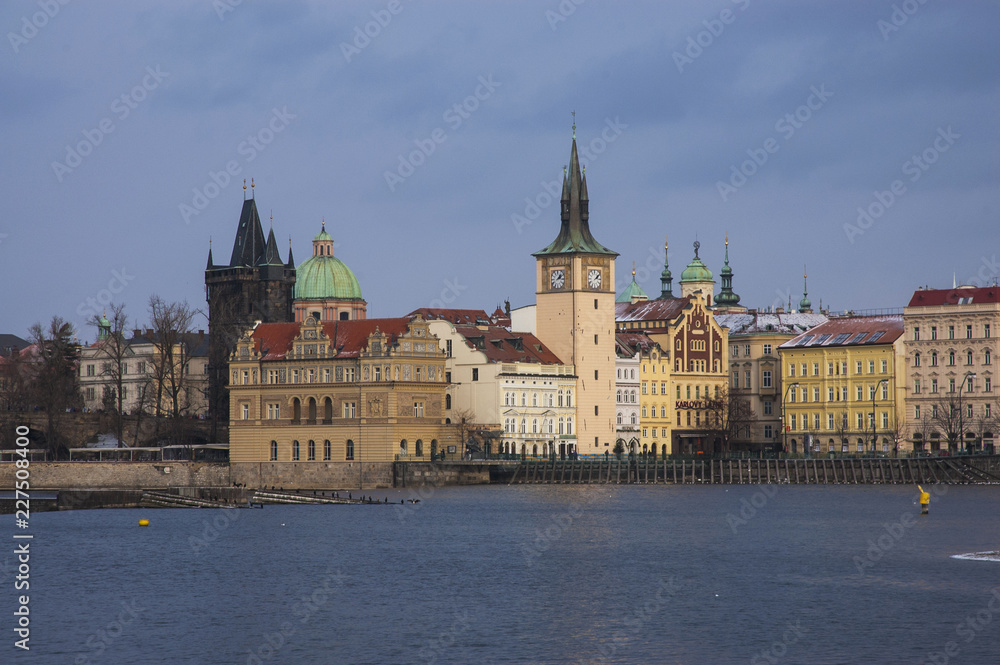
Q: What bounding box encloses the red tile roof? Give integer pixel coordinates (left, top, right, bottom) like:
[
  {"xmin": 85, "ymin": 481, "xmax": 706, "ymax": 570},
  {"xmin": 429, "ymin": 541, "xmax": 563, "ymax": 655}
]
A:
[
  {"xmin": 615, "ymin": 297, "xmax": 689, "ymax": 324},
  {"xmin": 251, "ymin": 318, "xmax": 412, "ymax": 361},
  {"xmin": 452, "ymin": 325, "xmax": 565, "ymax": 365},
  {"xmin": 778, "ymin": 315, "xmax": 903, "ymax": 349},
  {"xmin": 906, "ymin": 287, "xmax": 1000, "ymax": 307}
]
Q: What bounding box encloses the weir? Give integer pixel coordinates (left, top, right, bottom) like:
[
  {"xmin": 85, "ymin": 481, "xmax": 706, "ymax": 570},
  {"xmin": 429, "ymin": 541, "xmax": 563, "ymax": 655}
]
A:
[{"xmin": 504, "ymin": 455, "xmax": 1000, "ymax": 485}]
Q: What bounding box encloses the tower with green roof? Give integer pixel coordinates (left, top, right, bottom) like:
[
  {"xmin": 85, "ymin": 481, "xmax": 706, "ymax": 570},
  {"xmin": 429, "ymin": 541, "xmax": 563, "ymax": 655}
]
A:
[
  {"xmin": 679, "ymin": 240, "xmax": 715, "ymax": 305},
  {"xmin": 293, "ymin": 221, "xmax": 367, "ymax": 322},
  {"xmin": 617, "ymin": 263, "xmax": 649, "ymax": 304},
  {"xmin": 714, "ymin": 234, "xmax": 744, "ymax": 312}
]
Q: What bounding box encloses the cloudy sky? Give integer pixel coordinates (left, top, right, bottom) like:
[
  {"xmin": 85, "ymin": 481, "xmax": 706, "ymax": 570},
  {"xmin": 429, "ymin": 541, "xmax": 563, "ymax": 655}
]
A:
[{"xmin": 2, "ymin": 0, "xmax": 997, "ymax": 341}]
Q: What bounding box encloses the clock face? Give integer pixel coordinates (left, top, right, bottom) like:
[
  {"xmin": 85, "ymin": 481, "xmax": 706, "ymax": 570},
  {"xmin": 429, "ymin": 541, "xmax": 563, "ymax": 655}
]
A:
[
  {"xmin": 588, "ymin": 269, "xmax": 602, "ymax": 289},
  {"xmin": 550, "ymin": 269, "xmax": 565, "ymax": 289}
]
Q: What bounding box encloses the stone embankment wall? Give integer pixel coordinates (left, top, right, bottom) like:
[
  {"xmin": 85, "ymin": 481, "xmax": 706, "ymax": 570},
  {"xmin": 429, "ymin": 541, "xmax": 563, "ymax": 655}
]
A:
[
  {"xmin": 230, "ymin": 462, "xmax": 394, "ymax": 489},
  {"xmin": 396, "ymin": 462, "xmax": 492, "ymax": 487},
  {"xmin": 0, "ymin": 461, "xmax": 231, "ymax": 489}
]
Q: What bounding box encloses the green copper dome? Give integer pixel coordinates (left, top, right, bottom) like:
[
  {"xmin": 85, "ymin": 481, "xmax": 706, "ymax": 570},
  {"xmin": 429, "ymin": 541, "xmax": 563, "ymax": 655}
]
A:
[
  {"xmin": 295, "ymin": 255, "xmax": 363, "ymax": 301},
  {"xmin": 680, "ymin": 241, "xmax": 714, "ymax": 283},
  {"xmin": 616, "ymin": 272, "xmax": 648, "ymax": 303},
  {"xmin": 294, "ymin": 223, "xmax": 363, "ymax": 301}
]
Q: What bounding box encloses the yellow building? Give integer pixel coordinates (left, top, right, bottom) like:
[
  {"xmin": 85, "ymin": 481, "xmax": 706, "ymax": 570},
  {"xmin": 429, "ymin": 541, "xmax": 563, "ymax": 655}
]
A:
[
  {"xmin": 228, "ymin": 314, "xmax": 454, "ymax": 465},
  {"xmin": 533, "ymin": 128, "xmax": 618, "ymax": 455},
  {"xmin": 778, "ymin": 316, "xmax": 906, "ymax": 455},
  {"xmin": 636, "ymin": 339, "xmax": 672, "ymax": 456},
  {"xmin": 617, "ymin": 289, "xmax": 729, "ymax": 454}
]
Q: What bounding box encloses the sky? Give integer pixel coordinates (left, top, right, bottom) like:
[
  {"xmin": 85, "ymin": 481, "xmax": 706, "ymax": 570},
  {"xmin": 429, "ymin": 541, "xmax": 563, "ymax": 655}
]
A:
[{"xmin": 1, "ymin": 0, "xmax": 998, "ymax": 342}]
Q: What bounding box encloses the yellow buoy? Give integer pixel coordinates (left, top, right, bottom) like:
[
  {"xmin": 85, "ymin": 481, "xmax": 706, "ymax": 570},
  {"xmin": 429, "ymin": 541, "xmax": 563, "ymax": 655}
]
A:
[
  {"xmin": 138, "ymin": 519, "xmax": 150, "ymax": 526},
  {"xmin": 917, "ymin": 485, "xmax": 930, "ymax": 515}
]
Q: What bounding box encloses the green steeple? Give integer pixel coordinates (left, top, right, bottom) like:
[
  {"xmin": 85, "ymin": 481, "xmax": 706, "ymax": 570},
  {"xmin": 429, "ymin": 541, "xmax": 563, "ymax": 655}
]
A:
[
  {"xmin": 659, "ymin": 235, "xmax": 674, "ymax": 299},
  {"xmin": 533, "ymin": 121, "xmax": 617, "ymax": 258},
  {"xmin": 798, "ymin": 267, "xmax": 812, "ymax": 313},
  {"xmin": 617, "ymin": 262, "xmax": 649, "ymax": 303},
  {"xmin": 715, "ymin": 234, "xmax": 741, "ymax": 307}
]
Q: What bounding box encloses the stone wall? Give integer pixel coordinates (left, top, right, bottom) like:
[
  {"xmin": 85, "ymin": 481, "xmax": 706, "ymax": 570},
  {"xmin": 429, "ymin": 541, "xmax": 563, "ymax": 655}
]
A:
[
  {"xmin": 396, "ymin": 462, "xmax": 491, "ymax": 487},
  {"xmin": 230, "ymin": 462, "xmax": 394, "ymax": 489},
  {"xmin": 0, "ymin": 461, "xmax": 231, "ymax": 490}
]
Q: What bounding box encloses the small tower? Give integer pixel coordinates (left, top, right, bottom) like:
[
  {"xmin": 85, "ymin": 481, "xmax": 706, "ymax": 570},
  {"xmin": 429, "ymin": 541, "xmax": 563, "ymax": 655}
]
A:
[
  {"xmin": 679, "ymin": 240, "xmax": 715, "ymax": 305},
  {"xmin": 96, "ymin": 313, "xmax": 111, "ymax": 342},
  {"xmin": 293, "ymin": 221, "xmax": 367, "ymax": 322},
  {"xmin": 617, "ymin": 262, "xmax": 649, "ymax": 304},
  {"xmin": 659, "ymin": 235, "xmax": 674, "ymax": 300},
  {"xmin": 798, "ymin": 267, "xmax": 813, "ymax": 313},
  {"xmin": 714, "ymin": 234, "xmax": 744, "ymax": 312}
]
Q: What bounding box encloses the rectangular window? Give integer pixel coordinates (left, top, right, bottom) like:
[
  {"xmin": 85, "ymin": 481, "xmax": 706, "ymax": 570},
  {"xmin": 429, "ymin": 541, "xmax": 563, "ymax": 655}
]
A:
[
  {"xmin": 857, "ymin": 386, "xmax": 864, "ymax": 401},
  {"xmin": 931, "ymin": 379, "xmax": 938, "ymax": 393},
  {"xmin": 745, "ymin": 371, "xmax": 751, "ymax": 388},
  {"xmin": 763, "ymin": 344, "xmax": 772, "ymax": 355},
  {"xmin": 414, "ymin": 402, "xmax": 424, "ymax": 418},
  {"xmin": 841, "ymin": 387, "xmax": 848, "ymax": 401},
  {"xmin": 986, "ymin": 324, "xmax": 991, "ymax": 338},
  {"xmin": 913, "ymin": 327, "xmax": 920, "ymax": 341},
  {"xmin": 986, "ymin": 377, "xmax": 992, "ymax": 392},
  {"xmin": 472, "ymin": 368, "xmax": 478, "ymax": 381},
  {"xmin": 914, "ymin": 405, "xmax": 921, "ymax": 419},
  {"xmin": 745, "ymin": 344, "xmax": 751, "ymax": 356},
  {"xmin": 967, "ymin": 324, "xmax": 973, "ymax": 339},
  {"xmin": 827, "ymin": 414, "xmax": 834, "ymax": 430},
  {"xmin": 594, "ymin": 334, "xmax": 599, "ymax": 345},
  {"xmin": 642, "ymin": 382, "xmax": 648, "ymax": 394},
  {"xmin": 801, "ymin": 363, "xmax": 807, "ymax": 377},
  {"xmin": 651, "ymin": 382, "xmax": 657, "ymax": 394},
  {"xmin": 828, "ymin": 387, "xmax": 834, "ymax": 401},
  {"xmin": 790, "ymin": 415, "xmax": 796, "ymax": 431},
  {"xmin": 85, "ymin": 387, "xmax": 95, "ymax": 401},
  {"xmin": 814, "ymin": 414, "xmax": 820, "ymax": 429},
  {"xmin": 789, "ymin": 364, "xmax": 795, "ymax": 377},
  {"xmin": 762, "ymin": 371, "xmax": 772, "ymax": 388},
  {"xmin": 931, "ymin": 326, "xmax": 937, "ymax": 340},
  {"xmin": 828, "ymin": 362, "xmax": 834, "ymax": 376},
  {"xmin": 857, "ymin": 413, "xmax": 864, "ymax": 429},
  {"xmin": 241, "ymin": 403, "xmax": 249, "ymax": 420},
  {"xmin": 882, "ymin": 383, "xmax": 888, "ymax": 400},
  {"xmin": 790, "ymin": 387, "xmax": 796, "ymax": 403},
  {"xmin": 642, "ymin": 428, "xmax": 647, "ymax": 438},
  {"xmin": 813, "ymin": 387, "xmax": 820, "ymax": 402},
  {"xmin": 812, "ymin": 363, "xmax": 819, "ymax": 376},
  {"xmin": 948, "ymin": 325, "xmax": 954, "ymax": 340},
  {"xmin": 986, "ymin": 404, "xmax": 992, "ymax": 418},
  {"xmin": 763, "ymin": 424, "xmax": 773, "ymax": 439},
  {"xmin": 343, "ymin": 402, "xmax": 356, "ymax": 418},
  {"xmin": 732, "ymin": 345, "xmax": 739, "ymax": 357},
  {"xmin": 881, "ymin": 360, "xmax": 887, "ymax": 373},
  {"xmin": 882, "ymin": 412, "xmax": 889, "ymax": 428},
  {"xmin": 856, "ymin": 361, "xmax": 863, "ymax": 375}
]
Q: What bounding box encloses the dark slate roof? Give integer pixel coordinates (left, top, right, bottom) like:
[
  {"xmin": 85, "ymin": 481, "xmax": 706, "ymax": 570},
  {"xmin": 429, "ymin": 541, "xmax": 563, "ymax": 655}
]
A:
[
  {"xmin": 452, "ymin": 325, "xmax": 565, "ymax": 365},
  {"xmin": 229, "ymin": 199, "xmax": 268, "ymax": 267},
  {"xmin": 407, "ymin": 308, "xmax": 494, "ymax": 326},
  {"xmin": 0, "ymin": 334, "xmax": 29, "ymax": 355},
  {"xmin": 779, "ymin": 316, "xmax": 904, "ymax": 349},
  {"xmin": 906, "ymin": 286, "xmax": 1000, "ymax": 307},
  {"xmin": 533, "ymin": 135, "xmax": 617, "ymax": 257},
  {"xmin": 714, "ymin": 312, "xmax": 829, "ymax": 335},
  {"xmin": 615, "ymin": 297, "xmax": 690, "ymax": 324},
  {"xmin": 250, "ymin": 318, "xmax": 412, "ymax": 361},
  {"xmin": 615, "ymin": 332, "xmax": 658, "ymax": 357},
  {"xmin": 262, "ymin": 228, "xmax": 284, "ymax": 266}
]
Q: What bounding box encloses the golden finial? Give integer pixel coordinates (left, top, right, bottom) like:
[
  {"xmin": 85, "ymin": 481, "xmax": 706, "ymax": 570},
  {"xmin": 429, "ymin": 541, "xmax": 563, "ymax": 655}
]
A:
[
  {"xmin": 665, "ymin": 234, "xmax": 668, "ymax": 250},
  {"xmin": 632, "ymin": 261, "xmax": 636, "ymax": 278},
  {"xmin": 250, "ymin": 177, "xmax": 255, "ymax": 198},
  {"xmin": 804, "ymin": 264, "xmax": 807, "ymax": 280},
  {"xmin": 322, "ymin": 216, "xmax": 325, "ymax": 230},
  {"xmin": 243, "ymin": 179, "xmax": 247, "ymax": 199},
  {"xmin": 571, "ymin": 110, "xmax": 576, "ymax": 139},
  {"xmin": 725, "ymin": 232, "xmax": 729, "ymax": 246},
  {"xmin": 270, "ymin": 210, "xmax": 273, "ymax": 230}
]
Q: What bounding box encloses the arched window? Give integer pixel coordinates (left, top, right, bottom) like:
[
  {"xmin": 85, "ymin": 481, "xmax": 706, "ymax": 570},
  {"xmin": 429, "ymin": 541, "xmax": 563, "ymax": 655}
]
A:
[
  {"xmin": 566, "ymin": 390, "xmax": 573, "ymax": 407},
  {"xmin": 324, "ymin": 440, "xmax": 331, "ymax": 460},
  {"xmin": 400, "ymin": 439, "xmax": 408, "ymax": 457},
  {"xmin": 324, "ymin": 397, "xmax": 333, "ymax": 423},
  {"xmin": 914, "ymin": 353, "xmax": 920, "ymax": 367},
  {"xmin": 558, "ymin": 417, "xmax": 565, "ymax": 434},
  {"xmin": 631, "ymin": 413, "xmax": 637, "ymax": 425},
  {"xmin": 986, "ymin": 349, "xmax": 992, "ymax": 365},
  {"xmin": 616, "ymin": 412, "xmax": 623, "ymax": 425},
  {"xmin": 547, "ymin": 419, "xmax": 553, "ymax": 434},
  {"xmin": 346, "ymin": 439, "xmax": 354, "ymax": 460},
  {"xmin": 616, "ymin": 390, "xmax": 622, "ymax": 403},
  {"xmin": 532, "ymin": 444, "xmax": 538, "ymax": 456},
  {"xmin": 292, "ymin": 440, "xmax": 300, "ymax": 461},
  {"xmin": 566, "ymin": 417, "xmax": 573, "ymax": 435},
  {"xmin": 558, "ymin": 390, "xmax": 564, "ymax": 407},
  {"xmin": 967, "ymin": 350, "xmax": 974, "ymax": 365},
  {"xmin": 308, "ymin": 439, "xmax": 316, "ymax": 460},
  {"xmin": 415, "ymin": 439, "xmax": 423, "ymax": 457},
  {"xmin": 532, "ymin": 418, "xmax": 538, "ymax": 434},
  {"xmin": 661, "ymin": 405, "xmax": 667, "ymax": 418},
  {"xmin": 521, "ymin": 392, "xmax": 527, "ymax": 406},
  {"xmin": 532, "ymin": 393, "xmax": 538, "ymax": 407},
  {"xmin": 642, "ymin": 405, "xmax": 647, "ymax": 418},
  {"xmin": 446, "ymin": 394, "xmax": 452, "ymax": 409},
  {"xmin": 307, "ymin": 398, "xmax": 317, "ymax": 423},
  {"xmin": 520, "ymin": 418, "xmax": 526, "ymax": 433},
  {"xmin": 270, "ymin": 440, "xmax": 277, "ymax": 461},
  {"xmin": 949, "ymin": 351, "xmax": 955, "ymax": 366},
  {"xmin": 292, "ymin": 398, "xmax": 301, "ymax": 423},
  {"xmin": 931, "ymin": 352, "xmax": 938, "ymax": 366}
]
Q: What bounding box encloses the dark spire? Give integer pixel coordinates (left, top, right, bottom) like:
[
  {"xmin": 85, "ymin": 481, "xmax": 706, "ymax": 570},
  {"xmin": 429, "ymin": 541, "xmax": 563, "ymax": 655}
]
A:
[
  {"xmin": 533, "ymin": 120, "xmax": 617, "ymax": 258},
  {"xmin": 286, "ymin": 236, "xmax": 295, "ymax": 268},
  {"xmin": 229, "ymin": 198, "xmax": 267, "ymax": 267},
  {"xmin": 715, "ymin": 234, "xmax": 741, "ymax": 307},
  {"xmin": 206, "ymin": 238, "xmax": 214, "ymax": 270},
  {"xmin": 659, "ymin": 235, "xmax": 674, "ymax": 299},
  {"xmin": 799, "ymin": 266, "xmax": 812, "ymax": 313},
  {"xmin": 262, "ymin": 227, "xmax": 284, "ymax": 266}
]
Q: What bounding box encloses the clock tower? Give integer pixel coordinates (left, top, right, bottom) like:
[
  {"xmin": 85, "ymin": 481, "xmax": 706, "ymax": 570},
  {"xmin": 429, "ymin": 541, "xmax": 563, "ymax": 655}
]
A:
[{"xmin": 533, "ymin": 124, "xmax": 619, "ymax": 454}]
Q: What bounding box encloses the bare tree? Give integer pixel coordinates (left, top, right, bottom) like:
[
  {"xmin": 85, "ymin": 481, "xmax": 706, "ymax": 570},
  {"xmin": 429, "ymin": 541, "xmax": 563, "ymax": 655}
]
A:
[
  {"xmin": 28, "ymin": 317, "xmax": 81, "ymax": 459},
  {"xmin": 90, "ymin": 303, "xmax": 130, "ymax": 447},
  {"xmin": 148, "ymin": 296, "xmax": 196, "ymax": 448},
  {"xmin": 834, "ymin": 410, "xmax": 851, "ymax": 454},
  {"xmin": 0, "ymin": 346, "xmax": 31, "ymax": 413},
  {"xmin": 705, "ymin": 386, "xmax": 757, "ymax": 455},
  {"xmin": 449, "ymin": 407, "xmax": 478, "ymax": 459},
  {"xmin": 930, "ymin": 392, "xmax": 966, "ymax": 453}
]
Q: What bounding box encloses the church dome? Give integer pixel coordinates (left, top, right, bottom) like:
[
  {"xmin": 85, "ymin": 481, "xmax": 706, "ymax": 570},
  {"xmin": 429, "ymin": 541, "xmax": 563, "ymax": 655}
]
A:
[
  {"xmin": 680, "ymin": 241, "xmax": 714, "ymax": 283},
  {"xmin": 294, "ymin": 224, "xmax": 363, "ymax": 301}
]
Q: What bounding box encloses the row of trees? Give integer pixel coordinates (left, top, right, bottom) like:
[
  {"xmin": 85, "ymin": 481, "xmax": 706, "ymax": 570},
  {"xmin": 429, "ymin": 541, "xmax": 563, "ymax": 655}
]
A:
[{"xmin": 0, "ymin": 296, "xmax": 200, "ymax": 458}]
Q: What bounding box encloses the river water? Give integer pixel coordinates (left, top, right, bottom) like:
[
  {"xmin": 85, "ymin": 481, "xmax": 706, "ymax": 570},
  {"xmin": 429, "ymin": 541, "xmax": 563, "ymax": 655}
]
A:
[{"xmin": 9, "ymin": 485, "xmax": 1000, "ymax": 664}]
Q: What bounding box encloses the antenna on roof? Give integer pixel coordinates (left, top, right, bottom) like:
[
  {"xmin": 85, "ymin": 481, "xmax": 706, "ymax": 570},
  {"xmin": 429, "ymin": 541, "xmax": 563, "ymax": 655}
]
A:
[{"xmin": 571, "ymin": 110, "xmax": 576, "ymax": 139}]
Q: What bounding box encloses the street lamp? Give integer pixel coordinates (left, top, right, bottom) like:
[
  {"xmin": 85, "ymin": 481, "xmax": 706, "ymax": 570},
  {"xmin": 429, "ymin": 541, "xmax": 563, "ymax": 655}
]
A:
[
  {"xmin": 782, "ymin": 382, "xmax": 799, "ymax": 456},
  {"xmin": 958, "ymin": 371, "xmax": 977, "ymax": 454},
  {"xmin": 872, "ymin": 378, "xmax": 889, "ymax": 456}
]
